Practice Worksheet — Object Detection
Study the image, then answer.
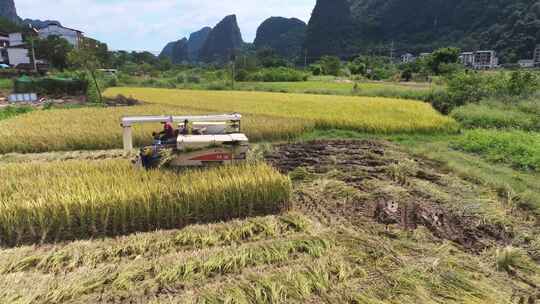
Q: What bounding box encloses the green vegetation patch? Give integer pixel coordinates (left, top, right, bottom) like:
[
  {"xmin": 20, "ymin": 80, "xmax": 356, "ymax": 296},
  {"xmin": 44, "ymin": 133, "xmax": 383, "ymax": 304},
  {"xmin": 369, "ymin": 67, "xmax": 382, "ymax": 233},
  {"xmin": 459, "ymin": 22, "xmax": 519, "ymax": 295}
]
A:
[
  {"xmin": 0, "ymin": 106, "xmax": 33, "ymax": 121},
  {"xmin": 0, "ymin": 78, "xmax": 13, "ymax": 90},
  {"xmin": 451, "ymin": 130, "xmax": 540, "ymax": 172},
  {"xmin": 452, "ymin": 100, "xmax": 540, "ymax": 131}
]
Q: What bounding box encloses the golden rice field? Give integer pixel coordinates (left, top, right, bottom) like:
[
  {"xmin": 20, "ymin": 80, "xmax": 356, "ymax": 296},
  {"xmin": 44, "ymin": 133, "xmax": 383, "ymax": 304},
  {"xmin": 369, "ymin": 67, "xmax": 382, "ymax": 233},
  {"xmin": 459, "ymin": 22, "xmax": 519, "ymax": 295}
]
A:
[
  {"xmin": 0, "ymin": 104, "xmax": 310, "ymax": 153},
  {"xmin": 0, "ymin": 160, "xmax": 291, "ymax": 246},
  {"xmin": 0, "ymin": 88, "xmax": 456, "ymax": 154},
  {"xmin": 106, "ymin": 87, "xmax": 458, "ymax": 133}
]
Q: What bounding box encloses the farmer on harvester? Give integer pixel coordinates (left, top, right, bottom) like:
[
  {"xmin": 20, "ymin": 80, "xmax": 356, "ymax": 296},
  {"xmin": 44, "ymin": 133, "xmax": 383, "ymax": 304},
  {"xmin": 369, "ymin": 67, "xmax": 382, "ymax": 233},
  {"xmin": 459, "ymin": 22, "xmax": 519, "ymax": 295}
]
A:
[{"xmin": 154, "ymin": 121, "xmax": 176, "ymax": 144}]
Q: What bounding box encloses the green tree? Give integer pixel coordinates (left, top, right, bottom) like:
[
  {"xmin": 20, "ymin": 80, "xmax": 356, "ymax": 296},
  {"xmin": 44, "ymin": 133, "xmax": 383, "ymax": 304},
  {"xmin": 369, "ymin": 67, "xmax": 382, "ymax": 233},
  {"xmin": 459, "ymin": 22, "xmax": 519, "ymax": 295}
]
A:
[
  {"xmin": 256, "ymin": 48, "xmax": 288, "ymax": 68},
  {"xmin": 348, "ymin": 57, "xmax": 367, "ymax": 75},
  {"xmin": 68, "ymin": 48, "xmax": 103, "ymax": 103},
  {"xmin": 34, "ymin": 35, "xmax": 73, "ymax": 70},
  {"xmin": 424, "ymin": 47, "xmax": 461, "ymax": 75},
  {"xmin": 320, "ymin": 56, "xmax": 341, "ymax": 76},
  {"xmin": 156, "ymin": 57, "xmax": 173, "ymax": 71}
]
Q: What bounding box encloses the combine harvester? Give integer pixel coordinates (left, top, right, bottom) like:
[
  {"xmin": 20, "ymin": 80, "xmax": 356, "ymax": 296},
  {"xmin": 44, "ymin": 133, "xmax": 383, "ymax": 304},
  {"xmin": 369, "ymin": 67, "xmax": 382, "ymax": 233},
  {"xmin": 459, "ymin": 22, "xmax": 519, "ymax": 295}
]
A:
[{"xmin": 121, "ymin": 114, "xmax": 249, "ymax": 169}]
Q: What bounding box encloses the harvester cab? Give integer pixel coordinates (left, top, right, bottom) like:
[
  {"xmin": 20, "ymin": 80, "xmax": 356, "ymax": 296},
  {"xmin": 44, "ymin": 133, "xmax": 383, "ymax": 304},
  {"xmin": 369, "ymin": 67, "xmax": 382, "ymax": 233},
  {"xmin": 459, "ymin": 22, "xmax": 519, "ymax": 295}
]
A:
[{"xmin": 120, "ymin": 114, "xmax": 249, "ymax": 169}]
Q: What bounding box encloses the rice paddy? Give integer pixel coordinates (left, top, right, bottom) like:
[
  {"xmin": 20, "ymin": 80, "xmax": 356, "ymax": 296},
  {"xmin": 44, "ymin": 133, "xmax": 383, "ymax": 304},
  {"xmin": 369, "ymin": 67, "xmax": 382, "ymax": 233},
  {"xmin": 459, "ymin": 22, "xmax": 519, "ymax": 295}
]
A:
[
  {"xmin": 0, "ymin": 104, "xmax": 311, "ymax": 153},
  {"xmin": 0, "ymin": 160, "xmax": 291, "ymax": 246},
  {"xmin": 0, "ymin": 88, "xmax": 455, "ymax": 154},
  {"xmin": 106, "ymin": 87, "xmax": 458, "ymax": 134},
  {"xmin": 2, "ymin": 85, "xmax": 538, "ymax": 303}
]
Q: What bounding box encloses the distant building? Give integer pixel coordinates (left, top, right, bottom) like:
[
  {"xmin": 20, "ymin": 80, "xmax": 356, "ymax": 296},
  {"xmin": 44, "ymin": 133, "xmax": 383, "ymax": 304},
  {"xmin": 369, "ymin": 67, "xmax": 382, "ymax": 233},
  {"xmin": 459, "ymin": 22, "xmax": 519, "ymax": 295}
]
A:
[
  {"xmin": 518, "ymin": 59, "xmax": 535, "ymax": 68},
  {"xmin": 8, "ymin": 33, "xmax": 25, "ymax": 47},
  {"xmin": 419, "ymin": 52, "xmax": 431, "ymax": 58},
  {"xmin": 7, "ymin": 46, "xmax": 30, "ymax": 66},
  {"xmin": 400, "ymin": 53, "xmax": 416, "ymax": 63},
  {"xmin": 534, "ymin": 45, "xmax": 540, "ymax": 67},
  {"xmin": 0, "ymin": 33, "xmax": 8, "ymax": 48},
  {"xmin": 5, "ymin": 29, "xmax": 38, "ymax": 67},
  {"xmin": 473, "ymin": 50, "xmax": 498, "ymax": 69},
  {"xmin": 459, "ymin": 52, "xmax": 474, "ymax": 67},
  {"xmin": 6, "ymin": 32, "xmax": 30, "ymax": 66},
  {"xmin": 38, "ymin": 23, "xmax": 84, "ymax": 48},
  {"xmin": 0, "ymin": 32, "xmax": 8, "ymax": 63}
]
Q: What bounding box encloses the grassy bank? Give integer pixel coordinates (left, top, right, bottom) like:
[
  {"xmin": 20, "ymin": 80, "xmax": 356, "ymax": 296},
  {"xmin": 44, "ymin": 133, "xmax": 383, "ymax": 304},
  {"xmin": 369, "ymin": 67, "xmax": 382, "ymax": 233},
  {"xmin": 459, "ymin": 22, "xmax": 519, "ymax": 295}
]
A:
[
  {"xmin": 451, "ymin": 129, "xmax": 540, "ymax": 172},
  {"xmin": 452, "ymin": 99, "xmax": 540, "ymax": 131}
]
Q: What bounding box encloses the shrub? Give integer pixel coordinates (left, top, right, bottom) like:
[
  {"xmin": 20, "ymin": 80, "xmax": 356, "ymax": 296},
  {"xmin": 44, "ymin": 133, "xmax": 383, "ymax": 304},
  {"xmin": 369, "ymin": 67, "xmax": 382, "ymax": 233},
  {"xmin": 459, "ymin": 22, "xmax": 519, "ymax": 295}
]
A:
[
  {"xmin": 186, "ymin": 74, "xmax": 201, "ymax": 84},
  {"xmin": 446, "ymin": 71, "xmax": 489, "ymax": 106},
  {"xmin": 0, "ymin": 78, "xmax": 13, "ymax": 90},
  {"xmin": 117, "ymin": 73, "xmax": 137, "ymax": 85},
  {"xmin": 14, "ymin": 76, "xmax": 88, "ymax": 95},
  {"xmin": 495, "ymin": 70, "xmax": 539, "ymax": 98},
  {"xmin": 428, "ymin": 89, "xmax": 453, "ymax": 114},
  {"xmin": 451, "ymin": 101, "xmax": 540, "ymax": 131},
  {"xmin": 319, "ymin": 56, "xmax": 341, "ymax": 76},
  {"xmin": 0, "ymin": 106, "xmax": 33, "ymax": 121},
  {"xmin": 451, "ymin": 129, "xmax": 540, "ymax": 172},
  {"xmin": 103, "ymin": 75, "xmax": 118, "ymax": 88},
  {"xmin": 235, "ymin": 69, "xmax": 249, "ymax": 82},
  {"xmin": 309, "ymin": 64, "xmax": 323, "ymax": 76},
  {"xmin": 444, "ymin": 70, "xmax": 540, "ymax": 112},
  {"xmin": 246, "ymin": 68, "xmax": 308, "ymax": 82},
  {"xmin": 205, "ymin": 82, "xmax": 229, "ymax": 90},
  {"xmin": 86, "ymin": 79, "xmax": 100, "ymax": 103}
]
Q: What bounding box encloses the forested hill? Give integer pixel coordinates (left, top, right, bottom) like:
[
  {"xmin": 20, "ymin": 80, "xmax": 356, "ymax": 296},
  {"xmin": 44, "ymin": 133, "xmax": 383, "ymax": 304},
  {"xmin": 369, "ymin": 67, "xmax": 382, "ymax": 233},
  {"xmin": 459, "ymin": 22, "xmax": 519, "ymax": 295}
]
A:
[
  {"xmin": 0, "ymin": 0, "xmax": 19, "ymax": 24},
  {"xmin": 305, "ymin": 0, "xmax": 540, "ymax": 62}
]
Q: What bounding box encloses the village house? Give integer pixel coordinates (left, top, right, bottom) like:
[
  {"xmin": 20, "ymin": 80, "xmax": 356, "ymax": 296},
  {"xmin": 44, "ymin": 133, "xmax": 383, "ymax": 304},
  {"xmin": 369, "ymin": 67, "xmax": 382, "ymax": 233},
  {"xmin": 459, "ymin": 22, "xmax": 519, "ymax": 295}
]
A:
[
  {"xmin": 3, "ymin": 23, "xmax": 88, "ymax": 68},
  {"xmin": 534, "ymin": 45, "xmax": 540, "ymax": 68},
  {"xmin": 472, "ymin": 50, "xmax": 498, "ymax": 69},
  {"xmin": 0, "ymin": 32, "xmax": 9, "ymax": 64},
  {"xmin": 518, "ymin": 59, "xmax": 535, "ymax": 68},
  {"xmin": 6, "ymin": 32, "xmax": 31, "ymax": 66},
  {"xmin": 38, "ymin": 23, "xmax": 84, "ymax": 48},
  {"xmin": 400, "ymin": 53, "xmax": 416, "ymax": 63},
  {"xmin": 459, "ymin": 52, "xmax": 474, "ymax": 67}
]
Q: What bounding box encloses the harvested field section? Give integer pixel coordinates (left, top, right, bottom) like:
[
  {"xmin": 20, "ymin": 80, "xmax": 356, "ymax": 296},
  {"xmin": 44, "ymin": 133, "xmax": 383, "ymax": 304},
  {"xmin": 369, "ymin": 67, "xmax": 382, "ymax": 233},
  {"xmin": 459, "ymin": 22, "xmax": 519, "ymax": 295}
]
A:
[
  {"xmin": 267, "ymin": 140, "xmax": 514, "ymax": 251},
  {"xmin": 0, "ymin": 213, "xmax": 311, "ymax": 274},
  {"xmin": 105, "ymin": 87, "xmax": 459, "ymax": 134},
  {"xmin": 0, "ymin": 161, "xmax": 291, "ymax": 246},
  {"xmin": 1, "ymin": 140, "xmax": 539, "ymax": 303},
  {"xmin": 0, "ymin": 219, "xmax": 332, "ymax": 304}
]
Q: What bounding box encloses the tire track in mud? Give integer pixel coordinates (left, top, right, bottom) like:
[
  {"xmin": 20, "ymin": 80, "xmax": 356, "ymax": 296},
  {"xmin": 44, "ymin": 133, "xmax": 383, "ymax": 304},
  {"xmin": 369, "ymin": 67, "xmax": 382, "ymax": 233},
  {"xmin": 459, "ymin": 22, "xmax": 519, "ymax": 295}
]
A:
[{"xmin": 266, "ymin": 140, "xmax": 511, "ymax": 252}]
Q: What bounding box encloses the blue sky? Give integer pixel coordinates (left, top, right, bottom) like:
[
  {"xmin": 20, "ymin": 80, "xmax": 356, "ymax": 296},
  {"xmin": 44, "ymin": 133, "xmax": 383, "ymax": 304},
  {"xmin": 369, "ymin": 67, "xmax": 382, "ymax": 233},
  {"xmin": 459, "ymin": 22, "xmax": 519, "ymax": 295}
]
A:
[{"xmin": 16, "ymin": 0, "xmax": 316, "ymax": 53}]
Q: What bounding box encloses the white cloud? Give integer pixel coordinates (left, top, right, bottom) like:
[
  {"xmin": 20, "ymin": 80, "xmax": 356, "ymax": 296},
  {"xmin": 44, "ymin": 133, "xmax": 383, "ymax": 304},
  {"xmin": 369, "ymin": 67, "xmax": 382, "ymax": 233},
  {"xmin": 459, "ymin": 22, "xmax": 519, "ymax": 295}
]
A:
[{"xmin": 15, "ymin": 0, "xmax": 315, "ymax": 51}]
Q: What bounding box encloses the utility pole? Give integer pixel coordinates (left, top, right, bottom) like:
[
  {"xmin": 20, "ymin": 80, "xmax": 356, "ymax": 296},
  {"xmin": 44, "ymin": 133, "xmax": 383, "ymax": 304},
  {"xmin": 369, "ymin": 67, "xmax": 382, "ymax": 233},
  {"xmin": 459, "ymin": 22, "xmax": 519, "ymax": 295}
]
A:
[
  {"xmin": 231, "ymin": 61, "xmax": 235, "ymax": 90},
  {"xmin": 30, "ymin": 38, "xmax": 38, "ymax": 73},
  {"xmin": 229, "ymin": 50, "xmax": 236, "ymax": 90},
  {"xmin": 390, "ymin": 40, "xmax": 395, "ymax": 63},
  {"xmin": 304, "ymin": 49, "xmax": 308, "ymax": 68},
  {"xmin": 27, "ymin": 25, "xmax": 39, "ymax": 73}
]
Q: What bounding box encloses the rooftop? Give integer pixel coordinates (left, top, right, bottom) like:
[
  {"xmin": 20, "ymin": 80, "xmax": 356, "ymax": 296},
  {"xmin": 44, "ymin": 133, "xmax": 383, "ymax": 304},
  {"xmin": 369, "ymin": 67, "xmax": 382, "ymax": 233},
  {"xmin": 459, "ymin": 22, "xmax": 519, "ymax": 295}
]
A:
[{"xmin": 42, "ymin": 23, "xmax": 83, "ymax": 34}]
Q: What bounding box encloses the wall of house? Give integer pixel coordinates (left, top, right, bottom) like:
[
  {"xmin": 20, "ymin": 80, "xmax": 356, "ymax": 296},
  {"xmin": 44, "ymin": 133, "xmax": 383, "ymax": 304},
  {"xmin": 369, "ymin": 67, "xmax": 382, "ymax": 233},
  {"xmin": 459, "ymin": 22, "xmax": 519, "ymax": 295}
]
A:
[
  {"xmin": 38, "ymin": 25, "xmax": 81, "ymax": 47},
  {"xmin": 8, "ymin": 33, "xmax": 24, "ymax": 46},
  {"xmin": 7, "ymin": 48, "xmax": 30, "ymax": 66},
  {"xmin": 0, "ymin": 36, "xmax": 8, "ymax": 48}
]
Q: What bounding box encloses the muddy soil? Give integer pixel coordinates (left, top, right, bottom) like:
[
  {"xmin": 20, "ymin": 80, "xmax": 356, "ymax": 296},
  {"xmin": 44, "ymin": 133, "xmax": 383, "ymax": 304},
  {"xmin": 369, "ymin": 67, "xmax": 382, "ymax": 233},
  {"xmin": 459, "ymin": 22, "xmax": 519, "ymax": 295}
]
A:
[{"xmin": 266, "ymin": 140, "xmax": 511, "ymax": 252}]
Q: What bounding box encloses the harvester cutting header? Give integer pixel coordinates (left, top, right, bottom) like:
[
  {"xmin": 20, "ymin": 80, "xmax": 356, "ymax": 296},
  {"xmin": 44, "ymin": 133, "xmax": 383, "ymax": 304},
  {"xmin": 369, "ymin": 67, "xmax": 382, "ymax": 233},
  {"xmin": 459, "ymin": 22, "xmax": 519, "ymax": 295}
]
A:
[{"xmin": 121, "ymin": 114, "xmax": 249, "ymax": 169}]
